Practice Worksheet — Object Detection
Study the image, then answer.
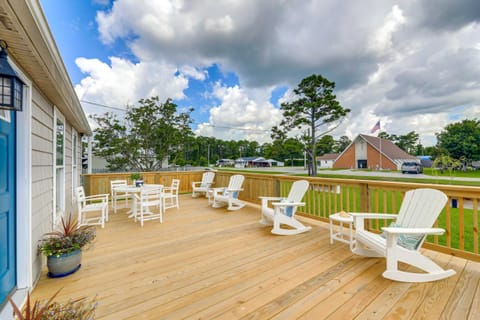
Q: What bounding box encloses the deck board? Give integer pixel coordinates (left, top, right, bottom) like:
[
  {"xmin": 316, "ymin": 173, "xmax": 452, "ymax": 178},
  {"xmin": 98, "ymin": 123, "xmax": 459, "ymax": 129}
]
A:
[{"xmin": 31, "ymin": 195, "xmax": 479, "ymax": 319}]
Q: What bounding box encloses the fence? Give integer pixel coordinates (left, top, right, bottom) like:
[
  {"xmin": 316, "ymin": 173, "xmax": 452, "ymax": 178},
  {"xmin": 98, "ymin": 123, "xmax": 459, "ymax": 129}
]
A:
[{"xmin": 83, "ymin": 170, "xmax": 480, "ymax": 261}]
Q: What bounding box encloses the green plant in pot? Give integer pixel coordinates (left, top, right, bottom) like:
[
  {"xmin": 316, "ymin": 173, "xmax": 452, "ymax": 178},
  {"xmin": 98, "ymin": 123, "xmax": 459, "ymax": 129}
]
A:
[
  {"xmin": 130, "ymin": 172, "xmax": 144, "ymax": 187},
  {"xmin": 38, "ymin": 215, "xmax": 96, "ymax": 278},
  {"xmin": 9, "ymin": 288, "xmax": 98, "ymax": 320}
]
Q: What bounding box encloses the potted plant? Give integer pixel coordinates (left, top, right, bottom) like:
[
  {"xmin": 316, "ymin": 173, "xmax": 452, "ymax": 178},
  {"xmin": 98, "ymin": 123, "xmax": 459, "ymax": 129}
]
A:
[
  {"xmin": 9, "ymin": 288, "xmax": 98, "ymax": 319},
  {"xmin": 38, "ymin": 215, "xmax": 96, "ymax": 278},
  {"xmin": 130, "ymin": 172, "xmax": 144, "ymax": 187}
]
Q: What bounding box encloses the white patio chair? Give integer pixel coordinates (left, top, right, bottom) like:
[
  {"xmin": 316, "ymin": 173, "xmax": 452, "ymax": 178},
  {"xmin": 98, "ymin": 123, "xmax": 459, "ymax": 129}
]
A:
[
  {"xmin": 192, "ymin": 171, "xmax": 215, "ymax": 198},
  {"xmin": 110, "ymin": 179, "xmax": 131, "ymax": 213},
  {"xmin": 259, "ymin": 180, "xmax": 311, "ymax": 235},
  {"xmin": 75, "ymin": 186, "xmax": 109, "ymax": 228},
  {"xmin": 351, "ymin": 188, "xmax": 456, "ymax": 282},
  {"xmin": 163, "ymin": 179, "xmax": 180, "ymax": 212},
  {"xmin": 134, "ymin": 185, "xmax": 163, "ymax": 227},
  {"xmin": 211, "ymin": 174, "xmax": 245, "ymax": 211}
]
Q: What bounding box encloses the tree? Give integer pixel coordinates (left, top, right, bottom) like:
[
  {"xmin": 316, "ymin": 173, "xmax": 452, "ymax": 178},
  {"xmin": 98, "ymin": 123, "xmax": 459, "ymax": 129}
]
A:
[
  {"xmin": 272, "ymin": 74, "xmax": 350, "ymax": 176},
  {"xmin": 90, "ymin": 96, "xmax": 193, "ymax": 171},
  {"xmin": 396, "ymin": 131, "xmax": 419, "ymax": 154},
  {"xmin": 316, "ymin": 135, "xmax": 334, "ymax": 155},
  {"xmin": 432, "ymin": 155, "xmax": 461, "ymax": 176},
  {"xmin": 333, "ymin": 135, "xmax": 351, "ymax": 153},
  {"xmin": 436, "ymin": 119, "xmax": 480, "ymax": 161},
  {"xmin": 378, "ymin": 131, "xmax": 419, "ymax": 154}
]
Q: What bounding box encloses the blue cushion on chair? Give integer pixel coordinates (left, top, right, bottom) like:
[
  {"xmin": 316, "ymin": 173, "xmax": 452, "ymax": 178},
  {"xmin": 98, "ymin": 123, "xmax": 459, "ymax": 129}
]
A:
[
  {"xmin": 232, "ymin": 191, "xmax": 238, "ymax": 199},
  {"xmin": 280, "ymin": 198, "xmax": 294, "ymax": 217},
  {"xmin": 222, "ymin": 188, "xmax": 228, "ymax": 196},
  {"xmin": 381, "ymin": 222, "xmax": 424, "ymax": 250}
]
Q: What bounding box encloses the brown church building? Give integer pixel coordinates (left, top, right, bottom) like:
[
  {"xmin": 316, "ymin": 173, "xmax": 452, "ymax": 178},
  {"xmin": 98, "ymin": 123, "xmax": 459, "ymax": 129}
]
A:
[{"xmin": 333, "ymin": 134, "xmax": 417, "ymax": 170}]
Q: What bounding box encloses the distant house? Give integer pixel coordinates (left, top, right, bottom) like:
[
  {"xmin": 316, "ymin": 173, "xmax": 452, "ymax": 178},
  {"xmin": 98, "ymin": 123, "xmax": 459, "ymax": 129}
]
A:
[
  {"xmin": 316, "ymin": 153, "xmax": 339, "ymax": 169},
  {"xmin": 234, "ymin": 157, "xmax": 284, "ymax": 168},
  {"xmin": 217, "ymin": 159, "xmax": 235, "ymax": 167},
  {"xmin": 333, "ymin": 134, "xmax": 417, "ymax": 170},
  {"xmin": 253, "ymin": 158, "xmax": 284, "ymax": 167}
]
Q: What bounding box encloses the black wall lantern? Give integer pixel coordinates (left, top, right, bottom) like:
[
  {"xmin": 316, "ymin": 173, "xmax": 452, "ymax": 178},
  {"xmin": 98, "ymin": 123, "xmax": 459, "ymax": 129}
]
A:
[{"xmin": 0, "ymin": 39, "xmax": 24, "ymax": 111}]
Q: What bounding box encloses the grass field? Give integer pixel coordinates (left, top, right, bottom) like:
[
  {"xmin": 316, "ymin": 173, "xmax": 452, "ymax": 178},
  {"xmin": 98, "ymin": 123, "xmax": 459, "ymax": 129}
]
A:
[
  {"xmin": 424, "ymin": 167, "xmax": 480, "ymax": 178},
  {"xmin": 284, "ymin": 182, "xmax": 478, "ymax": 253},
  {"xmin": 219, "ymin": 167, "xmax": 479, "ymax": 253}
]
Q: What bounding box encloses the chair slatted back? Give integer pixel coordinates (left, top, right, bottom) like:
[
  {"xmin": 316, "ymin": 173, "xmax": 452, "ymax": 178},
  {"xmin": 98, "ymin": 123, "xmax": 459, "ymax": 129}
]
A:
[
  {"xmin": 111, "ymin": 179, "xmax": 127, "ymax": 194},
  {"xmin": 228, "ymin": 175, "xmax": 244, "ymax": 190},
  {"xmin": 76, "ymin": 186, "xmax": 86, "ymax": 204},
  {"xmin": 140, "ymin": 186, "xmax": 163, "ymax": 207},
  {"xmin": 202, "ymin": 172, "xmax": 215, "ymax": 186},
  {"xmin": 286, "ymin": 180, "xmax": 309, "ymax": 202},
  {"xmin": 396, "ymin": 188, "xmax": 448, "ymax": 228}
]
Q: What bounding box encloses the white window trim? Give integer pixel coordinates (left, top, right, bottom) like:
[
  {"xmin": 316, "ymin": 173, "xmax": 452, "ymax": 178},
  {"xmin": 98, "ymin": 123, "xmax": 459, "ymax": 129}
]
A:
[
  {"xmin": 53, "ymin": 107, "xmax": 66, "ymax": 226},
  {"xmin": 71, "ymin": 129, "xmax": 78, "ymax": 202}
]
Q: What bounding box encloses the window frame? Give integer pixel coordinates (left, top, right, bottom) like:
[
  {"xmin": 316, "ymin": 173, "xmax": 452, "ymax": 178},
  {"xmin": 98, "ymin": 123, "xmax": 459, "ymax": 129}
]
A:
[{"xmin": 53, "ymin": 108, "xmax": 66, "ymax": 225}]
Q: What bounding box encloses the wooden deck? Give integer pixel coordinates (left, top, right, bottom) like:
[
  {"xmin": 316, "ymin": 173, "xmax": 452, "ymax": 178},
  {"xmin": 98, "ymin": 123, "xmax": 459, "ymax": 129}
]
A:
[{"xmin": 32, "ymin": 195, "xmax": 480, "ymax": 319}]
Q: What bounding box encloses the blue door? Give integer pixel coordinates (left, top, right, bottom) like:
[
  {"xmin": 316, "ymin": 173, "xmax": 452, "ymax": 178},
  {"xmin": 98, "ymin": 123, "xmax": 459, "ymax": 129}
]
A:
[{"xmin": 0, "ymin": 110, "xmax": 16, "ymax": 305}]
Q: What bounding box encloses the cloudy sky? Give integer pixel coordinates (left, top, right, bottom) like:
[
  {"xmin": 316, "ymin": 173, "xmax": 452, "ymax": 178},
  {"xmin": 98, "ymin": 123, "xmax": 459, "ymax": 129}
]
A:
[{"xmin": 40, "ymin": 0, "xmax": 480, "ymax": 146}]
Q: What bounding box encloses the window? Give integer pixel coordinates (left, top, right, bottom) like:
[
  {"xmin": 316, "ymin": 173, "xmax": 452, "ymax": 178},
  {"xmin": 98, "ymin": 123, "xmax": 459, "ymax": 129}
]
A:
[
  {"xmin": 54, "ymin": 110, "xmax": 65, "ymax": 223},
  {"xmin": 72, "ymin": 130, "xmax": 78, "ymax": 201}
]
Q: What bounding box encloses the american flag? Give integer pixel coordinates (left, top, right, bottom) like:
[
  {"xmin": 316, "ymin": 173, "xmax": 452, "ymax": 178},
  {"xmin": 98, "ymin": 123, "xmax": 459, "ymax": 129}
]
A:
[{"xmin": 370, "ymin": 120, "xmax": 380, "ymax": 133}]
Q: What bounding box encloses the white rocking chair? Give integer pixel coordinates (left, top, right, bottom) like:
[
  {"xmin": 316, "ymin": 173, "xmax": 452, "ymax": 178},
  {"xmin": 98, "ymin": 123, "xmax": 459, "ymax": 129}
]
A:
[
  {"xmin": 351, "ymin": 188, "xmax": 456, "ymax": 283},
  {"xmin": 259, "ymin": 180, "xmax": 311, "ymax": 235},
  {"xmin": 192, "ymin": 171, "xmax": 215, "ymax": 198},
  {"xmin": 211, "ymin": 174, "xmax": 245, "ymax": 211}
]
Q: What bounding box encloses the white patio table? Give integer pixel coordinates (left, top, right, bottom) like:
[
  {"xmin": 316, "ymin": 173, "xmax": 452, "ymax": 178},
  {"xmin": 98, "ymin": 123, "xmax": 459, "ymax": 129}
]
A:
[{"xmin": 114, "ymin": 184, "xmax": 163, "ymax": 218}]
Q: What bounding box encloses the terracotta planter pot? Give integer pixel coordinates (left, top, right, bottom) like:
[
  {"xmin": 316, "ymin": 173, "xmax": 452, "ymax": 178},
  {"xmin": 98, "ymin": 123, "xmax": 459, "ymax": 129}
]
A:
[{"xmin": 47, "ymin": 249, "xmax": 82, "ymax": 278}]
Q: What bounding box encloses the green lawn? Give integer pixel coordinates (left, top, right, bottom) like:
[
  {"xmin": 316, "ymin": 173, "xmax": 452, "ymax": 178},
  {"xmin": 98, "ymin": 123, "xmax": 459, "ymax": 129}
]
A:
[
  {"xmin": 423, "ymin": 167, "xmax": 480, "ymax": 178},
  {"xmin": 315, "ymin": 172, "xmax": 480, "ymax": 187},
  {"xmin": 293, "ymin": 183, "xmax": 478, "ymax": 253}
]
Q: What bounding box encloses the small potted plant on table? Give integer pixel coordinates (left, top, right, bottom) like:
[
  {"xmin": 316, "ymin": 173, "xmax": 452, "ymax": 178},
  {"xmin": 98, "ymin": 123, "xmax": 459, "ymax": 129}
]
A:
[
  {"xmin": 130, "ymin": 172, "xmax": 144, "ymax": 187},
  {"xmin": 39, "ymin": 215, "xmax": 96, "ymax": 278}
]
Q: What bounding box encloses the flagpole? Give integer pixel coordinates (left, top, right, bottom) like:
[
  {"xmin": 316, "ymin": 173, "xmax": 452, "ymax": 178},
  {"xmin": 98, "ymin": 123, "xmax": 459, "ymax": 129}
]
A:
[
  {"xmin": 379, "ymin": 136, "xmax": 382, "ymax": 170},
  {"xmin": 370, "ymin": 120, "xmax": 382, "ymax": 170}
]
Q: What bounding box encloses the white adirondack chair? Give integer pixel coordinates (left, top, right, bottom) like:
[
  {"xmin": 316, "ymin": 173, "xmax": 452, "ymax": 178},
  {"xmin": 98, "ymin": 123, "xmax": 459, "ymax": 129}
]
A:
[
  {"xmin": 259, "ymin": 180, "xmax": 311, "ymax": 235},
  {"xmin": 211, "ymin": 174, "xmax": 245, "ymax": 211},
  {"xmin": 192, "ymin": 171, "xmax": 215, "ymax": 198},
  {"xmin": 351, "ymin": 188, "xmax": 456, "ymax": 282}
]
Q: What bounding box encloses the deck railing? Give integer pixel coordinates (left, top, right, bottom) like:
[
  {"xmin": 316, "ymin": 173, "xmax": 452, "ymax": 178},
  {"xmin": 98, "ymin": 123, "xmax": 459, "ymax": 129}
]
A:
[{"xmin": 83, "ymin": 170, "xmax": 480, "ymax": 262}]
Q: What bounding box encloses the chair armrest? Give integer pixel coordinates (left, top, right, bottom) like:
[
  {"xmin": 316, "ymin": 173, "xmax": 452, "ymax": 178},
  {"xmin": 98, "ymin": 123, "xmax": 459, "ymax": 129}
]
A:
[
  {"xmin": 84, "ymin": 194, "xmax": 109, "ymax": 201},
  {"xmin": 382, "ymin": 227, "xmax": 445, "ymax": 236},
  {"xmin": 272, "ymin": 201, "xmax": 305, "ymax": 207},
  {"xmin": 349, "ymin": 213, "xmax": 398, "ymax": 220},
  {"xmin": 226, "ymin": 188, "xmax": 243, "ymax": 192},
  {"xmin": 192, "ymin": 182, "xmax": 202, "ymax": 188},
  {"xmin": 351, "ymin": 213, "xmax": 398, "ymax": 232},
  {"xmin": 259, "ymin": 196, "xmax": 282, "ymax": 201}
]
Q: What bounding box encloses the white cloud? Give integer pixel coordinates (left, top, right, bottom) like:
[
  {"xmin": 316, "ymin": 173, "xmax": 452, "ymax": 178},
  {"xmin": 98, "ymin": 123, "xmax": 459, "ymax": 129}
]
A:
[
  {"xmin": 179, "ymin": 65, "xmax": 207, "ymax": 81},
  {"xmin": 195, "ymin": 83, "xmax": 282, "ymax": 143},
  {"xmin": 369, "ymin": 5, "xmax": 406, "ymax": 54},
  {"xmin": 75, "ymin": 56, "xmax": 188, "ymax": 109},
  {"xmin": 79, "ymin": 0, "xmax": 480, "ymax": 145}
]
